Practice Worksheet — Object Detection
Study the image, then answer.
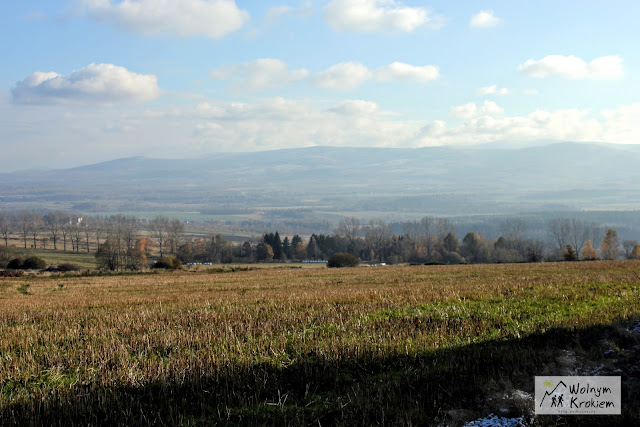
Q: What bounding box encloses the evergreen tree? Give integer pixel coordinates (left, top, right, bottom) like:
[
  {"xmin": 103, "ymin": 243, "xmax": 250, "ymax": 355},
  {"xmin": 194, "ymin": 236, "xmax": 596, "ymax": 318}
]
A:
[
  {"xmin": 272, "ymin": 231, "xmax": 283, "ymax": 260},
  {"xmin": 282, "ymin": 236, "xmax": 291, "ymax": 259}
]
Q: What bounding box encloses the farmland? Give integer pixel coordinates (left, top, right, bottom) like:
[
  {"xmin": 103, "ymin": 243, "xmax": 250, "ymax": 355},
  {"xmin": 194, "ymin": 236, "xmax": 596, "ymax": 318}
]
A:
[{"xmin": 1, "ymin": 261, "xmax": 640, "ymax": 425}]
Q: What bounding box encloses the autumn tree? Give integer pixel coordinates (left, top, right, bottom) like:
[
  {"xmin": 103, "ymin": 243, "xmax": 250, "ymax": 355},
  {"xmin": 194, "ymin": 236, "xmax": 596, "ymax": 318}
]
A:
[
  {"xmin": 295, "ymin": 241, "xmax": 307, "ymax": 260},
  {"xmin": 600, "ymin": 228, "xmax": 620, "ymax": 260},
  {"xmin": 631, "ymin": 243, "xmax": 640, "ymax": 260},
  {"xmin": 581, "ymin": 240, "xmax": 599, "ymax": 261},
  {"xmin": 256, "ymin": 242, "xmax": 274, "ymax": 262},
  {"xmin": 462, "ymin": 232, "xmax": 489, "ymax": 263}
]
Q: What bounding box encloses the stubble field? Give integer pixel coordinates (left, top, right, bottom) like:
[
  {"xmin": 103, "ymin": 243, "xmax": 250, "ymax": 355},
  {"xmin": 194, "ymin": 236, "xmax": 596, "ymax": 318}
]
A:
[{"xmin": 1, "ymin": 262, "xmax": 639, "ymax": 425}]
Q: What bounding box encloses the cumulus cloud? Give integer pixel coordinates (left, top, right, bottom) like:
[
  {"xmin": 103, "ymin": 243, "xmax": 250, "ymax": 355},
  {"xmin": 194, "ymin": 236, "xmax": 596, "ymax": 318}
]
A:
[
  {"xmin": 451, "ymin": 101, "xmax": 503, "ymax": 119},
  {"xmin": 376, "ymin": 62, "xmax": 440, "ymax": 83},
  {"xmin": 518, "ymin": 55, "xmax": 624, "ymax": 80},
  {"xmin": 329, "ymin": 100, "xmax": 382, "ymax": 115},
  {"xmin": 79, "ymin": 0, "xmax": 249, "ymax": 39},
  {"xmin": 312, "ymin": 62, "xmax": 372, "ymax": 89},
  {"xmin": 469, "ymin": 10, "xmax": 500, "ymax": 28},
  {"xmin": 323, "ymin": 0, "xmax": 436, "ymax": 32},
  {"xmin": 191, "ymin": 97, "xmax": 417, "ymax": 150},
  {"xmin": 477, "ymin": 85, "xmax": 509, "ymax": 96},
  {"xmin": 210, "ymin": 58, "xmax": 309, "ymax": 90},
  {"xmin": 11, "ymin": 63, "xmax": 159, "ymax": 105}
]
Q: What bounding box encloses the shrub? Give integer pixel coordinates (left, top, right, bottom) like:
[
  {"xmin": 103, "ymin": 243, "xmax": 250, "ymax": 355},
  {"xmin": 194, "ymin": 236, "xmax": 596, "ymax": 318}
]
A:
[
  {"xmin": 563, "ymin": 245, "xmax": 577, "ymax": 261},
  {"xmin": 0, "ymin": 269, "xmax": 24, "ymax": 277},
  {"xmin": 57, "ymin": 263, "xmax": 81, "ymax": 272},
  {"xmin": 442, "ymin": 251, "xmax": 465, "ymax": 265},
  {"xmin": 327, "ymin": 253, "xmax": 359, "ymax": 268},
  {"xmin": 21, "ymin": 256, "xmax": 47, "ymax": 270},
  {"xmin": 7, "ymin": 258, "xmax": 24, "ymax": 270},
  {"xmin": 153, "ymin": 257, "xmax": 182, "ymax": 270}
]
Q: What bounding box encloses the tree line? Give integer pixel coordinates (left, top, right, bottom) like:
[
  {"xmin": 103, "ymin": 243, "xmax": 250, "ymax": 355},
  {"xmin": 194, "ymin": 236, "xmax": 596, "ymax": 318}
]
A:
[{"xmin": 1, "ymin": 210, "xmax": 638, "ymax": 271}]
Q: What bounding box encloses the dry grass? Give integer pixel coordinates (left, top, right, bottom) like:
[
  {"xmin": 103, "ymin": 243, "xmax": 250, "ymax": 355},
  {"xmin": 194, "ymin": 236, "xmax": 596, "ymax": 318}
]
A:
[{"xmin": 1, "ymin": 261, "xmax": 639, "ymax": 425}]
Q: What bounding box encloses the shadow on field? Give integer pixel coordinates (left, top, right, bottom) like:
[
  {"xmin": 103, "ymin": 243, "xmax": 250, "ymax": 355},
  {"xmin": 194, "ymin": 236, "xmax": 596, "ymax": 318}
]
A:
[{"xmin": 2, "ymin": 320, "xmax": 639, "ymax": 426}]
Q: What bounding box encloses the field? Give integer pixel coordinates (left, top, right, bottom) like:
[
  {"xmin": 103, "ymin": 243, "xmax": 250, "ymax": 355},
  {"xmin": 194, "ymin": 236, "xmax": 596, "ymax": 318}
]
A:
[{"xmin": 1, "ymin": 262, "xmax": 640, "ymax": 425}]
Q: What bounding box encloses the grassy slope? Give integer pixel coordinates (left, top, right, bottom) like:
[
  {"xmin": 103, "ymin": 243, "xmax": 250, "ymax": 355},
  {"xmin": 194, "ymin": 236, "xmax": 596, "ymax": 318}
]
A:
[{"xmin": 0, "ymin": 261, "xmax": 639, "ymax": 425}]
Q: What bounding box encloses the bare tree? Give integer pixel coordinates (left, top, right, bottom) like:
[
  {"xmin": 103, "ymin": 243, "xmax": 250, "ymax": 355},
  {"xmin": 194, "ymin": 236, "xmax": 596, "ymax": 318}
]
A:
[
  {"xmin": 167, "ymin": 219, "xmax": 185, "ymax": 255},
  {"xmin": 93, "ymin": 216, "xmax": 105, "ymax": 252},
  {"xmin": 83, "ymin": 220, "xmax": 93, "ymax": 253},
  {"xmin": 43, "ymin": 211, "xmax": 63, "ymax": 250},
  {"xmin": 151, "ymin": 216, "xmax": 169, "ymax": 258},
  {"xmin": 568, "ymin": 219, "xmax": 590, "ymax": 260},
  {"xmin": 71, "ymin": 221, "xmax": 82, "ymax": 252},
  {"xmin": 589, "ymin": 223, "xmax": 604, "ymax": 250},
  {"xmin": 365, "ymin": 219, "xmax": 393, "ymax": 262},
  {"xmin": 548, "ymin": 218, "xmax": 571, "ymax": 252},
  {"xmin": 623, "ymin": 240, "xmax": 638, "ymax": 259},
  {"xmin": 421, "ymin": 217, "xmax": 437, "ymax": 261},
  {"xmin": 17, "ymin": 210, "xmax": 32, "ymax": 249},
  {"xmin": 61, "ymin": 215, "xmax": 74, "ymax": 252},
  {"xmin": 501, "ymin": 218, "xmax": 525, "ymax": 242},
  {"xmin": 121, "ymin": 216, "xmax": 139, "ymax": 267},
  {"xmin": 335, "ymin": 217, "xmax": 361, "ymax": 256},
  {"xmin": 402, "ymin": 220, "xmax": 424, "ymax": 261},
  {"xmin": 0, "ymin": 211, "xmax": 13, "ymax": 247}
]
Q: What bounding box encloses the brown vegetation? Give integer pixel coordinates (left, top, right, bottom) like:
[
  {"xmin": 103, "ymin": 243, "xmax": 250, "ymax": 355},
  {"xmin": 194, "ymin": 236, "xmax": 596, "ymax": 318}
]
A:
[{"xmin": 1, "ymin": 261, "xmax": 639, "ymax": 424}]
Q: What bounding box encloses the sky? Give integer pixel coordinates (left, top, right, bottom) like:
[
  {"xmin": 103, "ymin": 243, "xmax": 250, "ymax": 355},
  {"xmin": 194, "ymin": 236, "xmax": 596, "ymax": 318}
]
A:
[{"xmin": 1, "ymin": 0, "xmax": 639, "ymax": 171}]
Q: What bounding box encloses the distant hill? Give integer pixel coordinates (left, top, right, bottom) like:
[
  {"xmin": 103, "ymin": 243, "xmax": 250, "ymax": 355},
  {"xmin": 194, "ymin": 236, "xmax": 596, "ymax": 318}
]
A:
[{"xmin": 2, "ymin": 142, "xmax": 640, "ymax": 216}]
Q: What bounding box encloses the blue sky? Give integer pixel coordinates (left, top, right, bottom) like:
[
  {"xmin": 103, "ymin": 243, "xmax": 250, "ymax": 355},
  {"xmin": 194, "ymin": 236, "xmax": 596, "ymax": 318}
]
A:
[{"xmin": 1, "ymin": 0, "xmax": 639, "ymax": 170}]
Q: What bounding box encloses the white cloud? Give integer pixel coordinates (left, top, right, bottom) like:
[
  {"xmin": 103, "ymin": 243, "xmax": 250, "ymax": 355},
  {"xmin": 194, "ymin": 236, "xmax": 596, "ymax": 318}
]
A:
[
  {"xmin": 451, "ymin": 101, "xmax": 503, "ymax": 119},
  {"xmin": 323, "ymin": 0, "xmax": 435, "ymax": 32},
  {"xmin": 6, "ymin": 89, "xmax": 640, "ymax": 170},
  {"xmin": 376, "ymin": 62, "xmax": 440, "ymax": 83},
  {"xmin": 265, "ymin": 6, "xmax": 294, "ymax": 21},
  {"xmin": 11, "ymin": 63, "xmax": 159, "ymax": 105},
  {"xmin": 80, "ymin": 0, "xmax": 249, "ymax": 39},
  {"xmin": 312, "ymin": 62, "xmax": 372, "ymax": 89},
  {"xmin": 470, "ymin": 10, "xmax": 501, "ymax": 28},
  {"xmin": 477, "ymin": 85, "xmax": 509, "ymax": 96},
  {"xmin": 330, "ymin": 100, "xmax": 381, "ymax": 115},
  {"xmin": 518, "ymin": 55, "xmax": 624, "ymax": 80},
  {"xmin": 210, "ymin": 58, "xmax": 309, "ymax": 90},
  {"xmin": 192, "ymin": 97, "xmax": 416, "ymax": 150}
]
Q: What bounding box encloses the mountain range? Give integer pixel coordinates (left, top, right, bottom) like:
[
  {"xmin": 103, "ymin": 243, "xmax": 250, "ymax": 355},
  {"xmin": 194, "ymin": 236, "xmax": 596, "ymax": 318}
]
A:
[{"xmin": 2, "ymin": 142, "xmax": 640, "ymax": 217}]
